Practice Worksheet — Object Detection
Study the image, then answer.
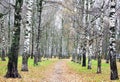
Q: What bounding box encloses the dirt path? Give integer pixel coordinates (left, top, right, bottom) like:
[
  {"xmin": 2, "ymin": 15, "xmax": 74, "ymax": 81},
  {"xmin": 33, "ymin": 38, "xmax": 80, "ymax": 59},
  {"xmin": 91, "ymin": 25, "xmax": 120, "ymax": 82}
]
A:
[{"xmin": 41, "ymin": 59, "xmax": 82, "ymax": 82}]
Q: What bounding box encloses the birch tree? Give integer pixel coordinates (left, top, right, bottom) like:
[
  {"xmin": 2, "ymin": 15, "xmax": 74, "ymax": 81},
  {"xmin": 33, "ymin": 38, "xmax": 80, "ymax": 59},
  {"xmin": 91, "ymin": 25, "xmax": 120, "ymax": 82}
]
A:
[
  {"xmin": 21, "ymin": 0, "xmax": 33, "ymax": 71},
  {"xmin": 109, "ymin": 0, "xmax": 119, "ymax": 80},
  {"xmin": 34, "ymin": 0, "xmax": 43, "ymax": 65},
  {"xmin": 97, "ymin": 0, "xmax": 104, "ymax": 73},
  {"xmin": 5, "ymin": 0, "xmax": 23, "ymax": 78}
]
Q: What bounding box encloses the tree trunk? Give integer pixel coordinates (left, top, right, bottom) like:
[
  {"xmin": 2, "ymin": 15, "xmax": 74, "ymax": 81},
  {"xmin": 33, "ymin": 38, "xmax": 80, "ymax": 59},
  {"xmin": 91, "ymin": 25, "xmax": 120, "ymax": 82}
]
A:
[
  {"xmin": 38, "ymin": 50, "xmax": 42, "ymax": 62},
  {"xmin": 110, "ymin": 52, "xmax": 119, "ymax": 80},
  {"xmin": 4, "ymin": 0, "xmax": 23, "ymax": 78},
  {"xmin": 22, "ymin": 0, "xmax": 33, "ymax": 71},
  {"xmin": 87, "ymin": 0, "xmax": 93, "ymax": 69},
  {"xmin": 109, "ymin": 0, "xmax": 119, "ymax": 80},
  {"xmin": 97, "ymin": 54, "xmax": 101, "ymax": 73},
  {"xmin": 31, "ymin": 17, "xmax": 34, "ymax": 59},
  {"xmin": 59, "ymin": 36, "xmax": 62, "ymax": 59},
  {"xmin": 82, "ymin": 0, "xmax": 87, "ymax": 67},
  {"xmin": 31, "ymin": 36, "xmax": 34, "ymax": 59},
  {"xmin": 71, "ymin": 54, "xmax": 75, "ymax": 62},
  {"xmin": 88, "ymin": 41, "xmax": 93, "ymax": 69},
  {"xmin": 35, "ymin": 0, "xmax": 43, "ymax": 64},
  {"xmin": 34, "ymin": 54, "xmax": 38, "ymax": 65},
  {"xmin": 82, "ymin": 48, "xmax": 86, "ymax": 67},
  {"xmin": 1, "ymin": 48, "xmax": 6, "ymax": 61},
  {"xmin": 97, "ymin": 36, "xmax": 102, "ymax": 73},
  {"xmin": 0, "ymin": 18, "xmax": 6, "ymax": 61},
  {"xmin": 77, "ymin": 53, "xmax": 81, "ymax": 64},
  {"xmin": 21, "ymin": 54, "xmax": 29, "ymax": 71},
  {"xmin": 106, "ymin": 52, "xmax": 110, "ymax": 63},
  {"xmin": 31, "ymin": 0, "xmax": 37, "ymax": 59},
  {"xmin": 97, "ymin": 0, "xmax": 105, "ymax": 73},
  {"xmin": 88, "ymin": 55, "xmax": 92, "ymax": 69}
]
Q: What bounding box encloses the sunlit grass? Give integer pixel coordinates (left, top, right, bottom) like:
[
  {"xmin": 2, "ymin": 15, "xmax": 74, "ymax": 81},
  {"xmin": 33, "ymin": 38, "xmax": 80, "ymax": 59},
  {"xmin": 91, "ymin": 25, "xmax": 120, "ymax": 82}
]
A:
[{"xmin": 67, "ymin": 59, "xmax": 120, "ymax": 82}]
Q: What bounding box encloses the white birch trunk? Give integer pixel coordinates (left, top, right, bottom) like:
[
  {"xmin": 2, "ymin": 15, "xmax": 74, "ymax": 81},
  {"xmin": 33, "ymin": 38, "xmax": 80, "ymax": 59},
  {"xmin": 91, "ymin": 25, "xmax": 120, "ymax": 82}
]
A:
[
  {"xmin": 109, "ymin": 0, "xmax": 119, "ymax": 80},
  {"xmin": 21, "ymin": 0, "xmax": 33, "ymax": 71}
]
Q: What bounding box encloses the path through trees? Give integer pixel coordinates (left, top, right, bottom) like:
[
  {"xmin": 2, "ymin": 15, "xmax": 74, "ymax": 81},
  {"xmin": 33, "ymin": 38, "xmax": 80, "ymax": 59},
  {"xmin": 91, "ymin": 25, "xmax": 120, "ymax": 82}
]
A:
[
  {"xmin": 41, "ymin": 59, "xmax": 82, "ymax": 82},
  {"xmin": 0, "ymin": 0, "xmax": 120, "ymax": 81}
]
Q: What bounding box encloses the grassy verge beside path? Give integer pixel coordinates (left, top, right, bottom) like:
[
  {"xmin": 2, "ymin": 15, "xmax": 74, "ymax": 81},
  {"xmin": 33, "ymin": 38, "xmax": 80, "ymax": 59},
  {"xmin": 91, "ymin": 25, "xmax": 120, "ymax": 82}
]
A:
[
  {"xmin": 0, "ymin": 57, "xmax": 58, "ymax": 82},
  {"xmin": 67, "ymin": 59, "xmax": 120, "ymax": 82}
]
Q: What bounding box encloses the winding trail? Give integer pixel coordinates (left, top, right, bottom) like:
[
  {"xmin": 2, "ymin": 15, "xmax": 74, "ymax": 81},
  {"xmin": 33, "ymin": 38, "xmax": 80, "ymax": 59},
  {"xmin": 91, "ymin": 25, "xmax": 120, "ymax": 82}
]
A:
[{"xmin": 41, "ymin": 59, "xmax": 82, "ymax": 82}]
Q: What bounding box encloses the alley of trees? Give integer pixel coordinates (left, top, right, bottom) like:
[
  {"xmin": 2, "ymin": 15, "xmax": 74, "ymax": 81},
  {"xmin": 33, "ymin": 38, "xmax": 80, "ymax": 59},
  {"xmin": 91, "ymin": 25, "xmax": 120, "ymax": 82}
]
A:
[{"xmin": 0, "ymin": 0, "xmax": 120, "ymax": 81}]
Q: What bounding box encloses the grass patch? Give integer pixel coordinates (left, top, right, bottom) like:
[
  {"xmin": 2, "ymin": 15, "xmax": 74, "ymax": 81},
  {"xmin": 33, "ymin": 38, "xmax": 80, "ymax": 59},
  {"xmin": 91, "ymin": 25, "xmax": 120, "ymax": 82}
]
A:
[
  {"xmin": 0, "ymin": 57, "xmax": 58, "ymax": 82},
  {"xmin": 0, "ymin": 60, "xmax": 7, "ymax": 76},
  {"xmin": 67, "ymin": 59, "xmax": 120, "ymax": 82}
]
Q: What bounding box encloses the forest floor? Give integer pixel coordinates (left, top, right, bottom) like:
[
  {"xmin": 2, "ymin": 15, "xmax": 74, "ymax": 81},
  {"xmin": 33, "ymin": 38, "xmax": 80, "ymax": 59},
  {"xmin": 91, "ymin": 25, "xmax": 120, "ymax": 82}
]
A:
[
  {"xmin": 0, "ymin": 58, "xmax": 85, "ymax": 82},
  {"xmin": 41, "ymin": 59, "xmax": 82, "ymax": 82},
  {"xmin": 0, "ymin": 58, "xmax": 59, "ymax": 82},
  {"xmin": 0, "ymin": 58, "xmax": 120, "ymax": 82}
]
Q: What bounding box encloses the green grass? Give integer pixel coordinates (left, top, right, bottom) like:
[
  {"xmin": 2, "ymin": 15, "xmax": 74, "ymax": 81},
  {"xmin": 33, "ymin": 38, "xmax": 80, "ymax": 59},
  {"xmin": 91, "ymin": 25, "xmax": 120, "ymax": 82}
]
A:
[
  {"xmin": 0, "ymin": 57, "xmax": 58, "ymax": 77},
  {"xmin": 1, "ymin": 57, "xmax": 120, "ymax": 82},
  {"xmin": 67, "ymin": 59, "xmax": 120, "ymax": 82},
  {"xmin": 0, "ymin": 60, "xmax": 7, "ymax": 76}
]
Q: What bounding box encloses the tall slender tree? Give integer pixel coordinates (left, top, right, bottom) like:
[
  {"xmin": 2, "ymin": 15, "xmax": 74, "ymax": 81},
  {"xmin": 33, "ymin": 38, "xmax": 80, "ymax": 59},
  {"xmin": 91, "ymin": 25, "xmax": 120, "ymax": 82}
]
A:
[
  {"xmin": 5, "ymin": 0, "xmax": 23, "ymax": 78},
  {"xmin": 34, "ymin": 0, "xmax": 43, "ymax": 65},
  {"xmin": 97, "ymin": 0, "xmax": 104, "ymax": 73},
  {"xmin": 21, "ymin": 0, "xmax": 33, "ymax": 71},
  {"xmin": 109, "ymin": 0, "xmax": 119, "ymax": 80},
  {"xmin": 82, "ymin": 0, "xmax": 87, "ymax": 67},
  {"xmin": 0, "ymin": 19, "xmax": 6, "ymax": 61}
]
